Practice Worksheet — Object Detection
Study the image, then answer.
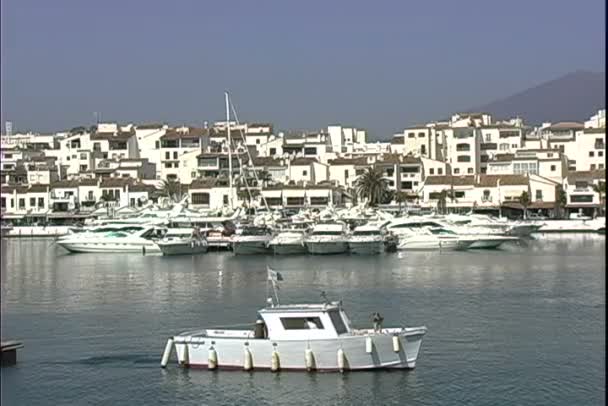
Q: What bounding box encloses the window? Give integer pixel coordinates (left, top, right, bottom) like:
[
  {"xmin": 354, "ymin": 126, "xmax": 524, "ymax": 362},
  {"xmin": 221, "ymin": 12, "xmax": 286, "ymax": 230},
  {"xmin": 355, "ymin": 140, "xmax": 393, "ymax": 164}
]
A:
[
  {"xmin": 80, "ymin": 165, "xmax": 88, "ymax": 172},
  {"xmin": 191, "ymin": 171, "xmax": 197, "ymax": 178},
  {"xmin": 280, "ymin": 317, "xmax": 324, "ymax": 330},
  {"xmin": 551, "ymin": 165, "xmax": 556, "ymax": 171},
  {"xmin": 304, "ymin": 147, "xmax": 317, "ymax": 155},
  {"xmin": 0, "ymin": 197, "xmax": 5, "ymax": 208},
  {"xmin": 310, "ymin": 197, "xmax": 329, "ymax": 205},
  {"xmin": 514, "ymin": 162, "xmax": 538, "ymax": 175},
  {"xmin": 482, "ymin": 190, "xmax": 490, "ymax": 201},
  {"xmin": 511, "ymin": 144, "xmax": 518, "ymax": 148},
  {"xmin": 223, "ymin": 195, "xmax": 228, "ymax": 204},
  {"xmin": 571, "ymin": 195, "xmax": 593, "ymax": 203},
  {"xmin": 438, "ymin": 168, "xmax": 443, "ymax": 175},
  {"xmin": 164, "ymin": 162, "xmax": 172, "ymax": 168},
  {"xmin": 155, "ymin": 141, "xmax": 160, "ymax": 149},
  {"xmin": 302, "ymin": 170, "xmax": 308, "ymax": 176},
  {"xmin": 408, "ymin": 132, "xmax": 415, "ymax": 138},
  {"xmin": 30, "ymin": 197, "xmax": 36, "ymax": 207},
  {"xmin": 88, "ymin": 191, "xmax": 94, "ymax": 200},
  {"xmin": 600, "ymin": 164, "xmax": 605, "ymax": 169},
  {"xmin": 344, "ymin": 170, "xmax": 349, "ymax": 179},
  {"xmin": 19, "ymin": 198, "xmax": 25, "ymax": 209},
  {"xmin": 287, "ymin": 197, "xmax": 305, "ymax": 206},
  {"xmin": 165, "ymin": 152, "xmax": 170, "ymax": 160},
  {"xmin": 192, "ymin": 193, "xmax": 210, "ymax": 205},
  {"xmin": 38, "ymin": 198, "xmax": 44, "ymax": 207},
  {"xmin": 454, "ymin": 168, "xmax": 460, "ymax": 174},
  {"xmin": 485, "ymin": 134, "xmax": 491, "ymax": 142},
  {"xmin": 535, "ymin": 190, "xmax": 543, "ymax": 201},
  {"xmin": 455, "ymin": 191, "xmax": 465, "ymax": 198},
  {"xmin": 467, "ymin": 168, "xmax": 474, "ymax": 174},
  {"xmin": 456, "ymin": 143, "xmax": 470, "ymax": 152},
  {"xmin": 589, "ymin": 151, "xmax": 595, "ymax": 157},
  {"xmin": 269, "ymin": 148, "xmax": 276, "ymax": 155},
  {"xmin": 499, "ymin": 143, "xmax": 509, "ymax": 151},
  {"xmin": 547, "ymin": 153, "xmax": 553, "ymax": 157},
  {"xmin": 256, "ymin": 139, "xmax": 260, "ymax": 145},
  {"xmin": 400, "ymin": 166, "xmax": 419, "ymax": 173},
  {"xmin": 599, "ymin": 151, "xmax": 604, "ymax": 157},
  {"xmin": 429, "ymin": 168, "xmax": 435, "ymax": 175},
  {"xmin": 421, "ymin": 145, "xmax": 426, "ymax": 155},
  {"xmin": 457, "ymin": 155, "xmax": 471, "ymax": 162},
  {"xmin": 590, "ymin": 164, "xmax": 596, "ymax": 170},
  {"xmin": 328, "ymin": 310, "xmax": 347, "ymax": 334},
  {"xmin": 418, "ymin": 132, "xmax": 425, "ymax": 138},
  {"xmin": 173, "ymin": 151, "xmax": 178, "ymax": 160}
]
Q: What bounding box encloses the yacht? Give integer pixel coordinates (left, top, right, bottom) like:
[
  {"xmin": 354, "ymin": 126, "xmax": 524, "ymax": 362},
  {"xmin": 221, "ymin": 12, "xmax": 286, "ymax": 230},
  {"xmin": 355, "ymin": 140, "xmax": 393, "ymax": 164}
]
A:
[
  {"xmin": 56, "ymin": 224, "xmax": 166, "ymax": 254},
  {"xmin": 269, "ymin": 229, "xmax": 308, "ymax": 255},
  {"xmin": 160, "ymin": 269, "xmax": 427, "ymax": 371},
  {"xmin": 157, "ymin": 228, "xmax": 208, "ymax": 256},
  {"xmin": 347, "ymin": 224, "xmax": 385, "ymax": 255},
  {"xmin": 305, "ymin": 223, "xmax": 350, "ymax": 255},
  {"xmin": 429, "ymin": 227, "xmax": 519, "ymax": 249},
  {"xmin": 395, "ymin": 227, "xmax": 472, "ymax": 251},
  {"xmin": 231, "ymin": 226, "xmax": 274, "ymax": 255}
]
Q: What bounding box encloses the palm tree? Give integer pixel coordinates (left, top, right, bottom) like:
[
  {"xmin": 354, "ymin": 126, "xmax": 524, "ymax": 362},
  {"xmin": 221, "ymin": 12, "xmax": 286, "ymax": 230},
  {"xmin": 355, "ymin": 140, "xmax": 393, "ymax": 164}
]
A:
[
  {"xmin": 592, "ymin": 182, "xmax": 606, "ymax": 216},
  {"xmin": 519, "ymin": 191, "xmax": 530, "ymax": 219},
  {"xmin": 355, "ymin": 168, "xmax": 389, "ymax": 207},
  {"xmin": 395, "ymin": 191, "xmax": 409, "ymax": 213},
  {"xmin": 160, "ymin": 179, "xmax": 183, "ymax": 202},
  {"xmin": 437, "ymin": 189, "xmax": 448, "ymax": 214}
]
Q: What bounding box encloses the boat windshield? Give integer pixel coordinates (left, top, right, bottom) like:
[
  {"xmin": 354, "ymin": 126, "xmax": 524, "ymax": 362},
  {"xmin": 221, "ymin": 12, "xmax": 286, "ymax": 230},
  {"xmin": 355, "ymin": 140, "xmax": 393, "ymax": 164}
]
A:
[
  {"xmin": 311, "ymin": 231, "xmax": 342, "ymax": 236},
  {"xmin": 430, "ymin": 228, "xmax": 456, "ymax": 235},
  {"xmin": 242, "ymin": 228, "xmax": 271, "ymax": 236},
  {"xmin": 328, "ymin": 310, "xmax": 348, "ymax": 334},
  {"xmin": 353, "ymin": 230, "xmax": 380, "ymax": 236}
]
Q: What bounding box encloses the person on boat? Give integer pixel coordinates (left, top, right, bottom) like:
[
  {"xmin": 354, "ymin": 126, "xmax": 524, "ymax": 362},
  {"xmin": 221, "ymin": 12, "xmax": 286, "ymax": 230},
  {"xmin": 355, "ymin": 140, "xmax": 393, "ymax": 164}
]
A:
[
  {"xmin": 372, "ymin": 312, "xmax": 384, "ymax": 332},
  {"xmin": 305, "ymin": 318, "xmax": 319, "ymax": 329}
]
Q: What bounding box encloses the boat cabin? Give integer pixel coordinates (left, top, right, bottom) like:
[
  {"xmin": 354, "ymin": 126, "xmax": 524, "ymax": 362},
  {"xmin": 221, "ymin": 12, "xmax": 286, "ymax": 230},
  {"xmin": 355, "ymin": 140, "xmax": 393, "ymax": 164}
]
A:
[
  {"xmin": 310, "ymin": 223, "xmax": 347, "ymax": 236},
  {"xmin": 352, "ymin": 225, "xmax": 383, "ymax": 236},
  {"xmin": 255, "ymin": 302, "xmax": 353, "ymax": 340}
]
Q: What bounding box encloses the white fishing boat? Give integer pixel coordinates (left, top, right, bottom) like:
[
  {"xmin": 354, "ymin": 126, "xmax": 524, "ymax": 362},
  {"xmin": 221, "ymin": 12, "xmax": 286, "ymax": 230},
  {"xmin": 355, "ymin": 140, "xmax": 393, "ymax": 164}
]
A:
[
  {"xmin": 305, "ymin": 223, "xmax": 349, "ymax": 255},
  {"xmin": 232, "ymin": 226, "xmax": 274, "ymax": 255},
  {"xmin": 56, "ymin": 224, "xmax": 166, "ymax": 254},
  {"xmin": 269, "ymin": 230, "xmax": 308, "ymax": 255},
  {"xmin": 157, "ymin": 228, "xmax": 208, "ymax": 256},
  {"xmin": 347, "ymin": 225, "xmax": 385, "ymax": 255},
  {"xmin": 160, "ymin": 268, "xmax": 427, "ymax": 372}
]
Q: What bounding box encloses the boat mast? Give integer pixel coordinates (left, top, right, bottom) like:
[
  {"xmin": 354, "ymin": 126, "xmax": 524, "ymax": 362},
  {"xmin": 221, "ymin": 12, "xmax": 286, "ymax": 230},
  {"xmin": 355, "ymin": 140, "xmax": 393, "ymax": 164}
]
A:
[{"xmin": 225, "ymin": 91, "xmax": 234, "ymax": 209}]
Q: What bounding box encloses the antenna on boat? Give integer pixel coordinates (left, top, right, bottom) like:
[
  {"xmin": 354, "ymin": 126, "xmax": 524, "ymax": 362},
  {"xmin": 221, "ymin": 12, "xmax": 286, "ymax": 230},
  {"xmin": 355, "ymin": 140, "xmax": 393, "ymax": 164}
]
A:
[
  {"xmin": 225, "ymin": 91, "xmax": 234, "ymax": 210},
  {"xmin": 266, "ymin": 266, "xmax": 283, "ymax": 306}
]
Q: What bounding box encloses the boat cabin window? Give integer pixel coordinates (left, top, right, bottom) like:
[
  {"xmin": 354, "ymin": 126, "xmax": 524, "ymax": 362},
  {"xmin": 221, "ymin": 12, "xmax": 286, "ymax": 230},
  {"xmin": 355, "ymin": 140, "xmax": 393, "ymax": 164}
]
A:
[
  {"xmin": 328, "ymin": 310, "xmax": 348, "ymax": 334},
  {"xmin": 280, "ymin": 317, "xmax": 324, "ymax": 330},
  {"xmin": 353, "ymin": 230, "xmax": 380, "ymax": 236},
  {"xmin": 311, "ymin": 231, "xmax": 342, "ymax": 236}
]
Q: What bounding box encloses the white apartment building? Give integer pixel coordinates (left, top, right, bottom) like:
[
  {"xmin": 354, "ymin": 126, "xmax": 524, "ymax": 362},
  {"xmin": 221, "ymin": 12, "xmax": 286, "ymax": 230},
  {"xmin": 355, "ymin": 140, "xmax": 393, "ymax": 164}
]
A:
[
  {"xmin": 159, "ymin": 127, "xmax": 207, "ymax": 181},
  {"xmin": 444, "ymin": 127, "xmax": 481, "ymax": 176},
  {"xmin": 585, "ymin": 109, "xmax": 606, "ymax": 129},
  {"xmin": 563, "ymin": 169, "xmax": 605, "ymax": 217},
  {"xmin": 287, "ymin": 158, "xmax": 328, "ymax": 185},
  {"xmin": 327, "ymin": 157, "xmax": 370, "ymax": 189},
  {"xmin": 486, "ymin": 149, "xmax": 568, "ymax": 184},
  {"xmin": 327, "ymin": 125, "xmax": 367, "ymax": 154}
]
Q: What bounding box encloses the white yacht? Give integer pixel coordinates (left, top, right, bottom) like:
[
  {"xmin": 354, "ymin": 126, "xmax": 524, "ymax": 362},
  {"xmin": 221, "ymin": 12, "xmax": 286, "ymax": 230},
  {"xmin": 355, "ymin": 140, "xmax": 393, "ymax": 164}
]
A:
[
  {"xmin": 56, "ymin": 225, "xmax": 166, "ymax": 254},
  {"xmin": 305, "ymin": 223, "xmax": 349, "ymax": 255},
  {"xmin": 157, "ymin": 228, "xmax": 208, "ymax": 256},
  {"xmin": 396, "ymin": 228, "xmax": 473, "ymax": 251},
  {"xmin": 231, "ymin": 226, "xmax": 274, "ymax": 255},
  {"xmin": 533, "ymin": 217, "xmax": 605, "ymax": 233},
  {"xmin": 160, "ymin": 269, "xmax": 427, "ymax": 372},
  {"xmin": 269, "ymin": 229, "xmax": 308, "ymax": 255},
  {"xmin": 347, "ymin": 225, "xmax": 385, "ymax": 255},
  {"xmin": 429, "ymin": 227, "xmax": 519, "ymax": 249}
]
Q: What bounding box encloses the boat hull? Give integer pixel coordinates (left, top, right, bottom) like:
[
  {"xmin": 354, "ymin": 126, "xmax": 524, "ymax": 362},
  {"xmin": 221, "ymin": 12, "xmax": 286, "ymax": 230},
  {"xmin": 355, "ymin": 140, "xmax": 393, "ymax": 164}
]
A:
[
  {"xmin": 171, "ymin": 327, "xmax": 426, "ymax": 371},
  {"xmin": 57, "ymin": 241, "xmax": 162, "ymax": 254},
  {"xmin": 232, "ymin": 241, "xmax": 272, "ymax": 255},
  {"xmin": 305, "ymin": 241, "xmax": 348, "ymax": 255},
  {"xmin": 158, "ymin": 242, "xmax": 208, "ymax": 256},
  {"xmin": 348, "ymin": 241, "xmax": 385, "ymax": 255},
  {"xmin": 397, "ymin": 238, "xmax": 470, "ymax": 251},
  {"xmin": 270, "ymin": 243, "xmax": 308, "ymax": 255}
]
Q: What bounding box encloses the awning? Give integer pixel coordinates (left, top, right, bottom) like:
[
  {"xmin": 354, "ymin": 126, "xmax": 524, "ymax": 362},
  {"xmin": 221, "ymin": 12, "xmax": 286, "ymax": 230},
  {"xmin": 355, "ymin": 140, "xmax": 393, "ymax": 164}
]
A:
[
  {"xmin": 528, "ymin": 201, "xmax": 556, "ymax": 209},
  {"xmin": 261, "ymin": 190, "xmax": 282, "ymax": 198},
  {"xmin": 565, "ymin": 203, "xmax": 600, "ymax": 208}
]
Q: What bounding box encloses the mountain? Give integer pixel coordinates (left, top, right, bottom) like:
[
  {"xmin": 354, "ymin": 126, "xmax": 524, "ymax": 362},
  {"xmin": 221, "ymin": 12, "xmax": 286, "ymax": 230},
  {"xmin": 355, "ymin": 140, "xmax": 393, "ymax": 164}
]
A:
[{"xmin": 468, "ymin": 70, "xmax": 605, "ymax": 124}]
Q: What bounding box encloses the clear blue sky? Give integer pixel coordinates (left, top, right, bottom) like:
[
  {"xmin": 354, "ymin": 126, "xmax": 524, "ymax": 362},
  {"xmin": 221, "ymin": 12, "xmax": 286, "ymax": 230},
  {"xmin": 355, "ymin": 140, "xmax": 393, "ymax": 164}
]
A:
[{"xmin": 1, "ymin": 0, "xmax": 605, "ymax": 138}]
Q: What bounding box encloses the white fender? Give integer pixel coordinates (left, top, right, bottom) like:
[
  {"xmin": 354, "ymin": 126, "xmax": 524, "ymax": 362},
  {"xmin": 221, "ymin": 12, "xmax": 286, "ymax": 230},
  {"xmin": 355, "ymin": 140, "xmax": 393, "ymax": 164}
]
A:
[
  {"xmin": 160, "ymin": 338, "xmax": 174, "ymax": 368},
  {"xmin": 337, "ymin": 348, "xmax": 346, "ymax": 372},
  {"xmin": 365, "ymin": 336, "xmax": 373, "ymax": 354},
  {"xmin": 271, "ymin": 350, "xmax": 280, "ymax": 372},
  {"xmin": 244, "ymin": 347, "xmax": 253, "ymax": 371},
  {"xmin": 392, "ymin": 336, "xmax": 401, "ymax": 352},
  {"xmin": 305, "ymin": 348, "xmax": 315, "ymax": 371},
  {"xmin": 179, "ymin": 342, "xmax": 189, "ymax": 365},
  {"xmin": 208, "ymin": 347, "xmax": 218, "ymax": 370}
]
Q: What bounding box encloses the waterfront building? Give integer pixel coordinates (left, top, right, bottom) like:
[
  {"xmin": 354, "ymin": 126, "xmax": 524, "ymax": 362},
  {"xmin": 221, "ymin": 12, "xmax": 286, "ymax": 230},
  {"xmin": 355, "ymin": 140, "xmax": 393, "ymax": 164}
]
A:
[{"xmin": 563, "ymin": 170, "xmax": 606, "ymax": 217}]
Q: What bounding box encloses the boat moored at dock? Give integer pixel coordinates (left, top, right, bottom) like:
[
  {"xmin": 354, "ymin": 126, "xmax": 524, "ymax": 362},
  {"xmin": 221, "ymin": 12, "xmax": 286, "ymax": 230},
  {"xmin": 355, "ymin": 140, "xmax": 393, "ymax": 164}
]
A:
[
  {"xmin": 157, "ymin": 228, "xmax": 208, "ymax": 256},
  {"xmin": 347, "ymin": 225, "xmax": 385, "ymax": 255},
  {"xmin": 305, "ymin": 223, "xmax": 350, "ymax": 255}
]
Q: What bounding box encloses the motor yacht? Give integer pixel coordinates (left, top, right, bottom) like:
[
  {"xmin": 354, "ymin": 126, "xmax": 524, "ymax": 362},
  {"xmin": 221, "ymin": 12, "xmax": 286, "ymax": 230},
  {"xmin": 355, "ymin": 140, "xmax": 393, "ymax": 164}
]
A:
[
  {"xmin": 157, "ymin": 228, "xmax": 208, "ymax": 256},
  {"xmin": 56, "ymin": 224, "xmax": 167, "ymax": 254},
  {"xmin": 160, "ymin": 268, "xmax": 427, "ymax": 371},
  {"xmin": 231, "ymin": 226, "xmax": 274, "ymax": 255},
  {"xmin": 347, "ymin": 225, "xmax": 385, "ymax": 255},
  {"xmin": 269, "ymin": 229, "xmax": 308, "ymax": 255},
  {"xmin": 305, "ymin": 223, "xmax": 350, "ymax": 255}
]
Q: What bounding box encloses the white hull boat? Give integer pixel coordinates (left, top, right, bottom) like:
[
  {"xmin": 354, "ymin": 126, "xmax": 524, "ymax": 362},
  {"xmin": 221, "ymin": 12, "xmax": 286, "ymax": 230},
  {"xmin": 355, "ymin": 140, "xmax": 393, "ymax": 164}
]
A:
[
  {"xmin": 161, "ymin": 268, "xmax": 427, "ymax": 372},
  {"xmin": 305, "ymin": 223, "xmax": 349, "ymax": 255},
  {"xmin": 157, "ymin": 228, "xmax": 208, "ymax": 256},
  {"xmin": 397, "ymin": 235, "xmax": 471, "ymax": 251},
  {"xmin": 269, "ymin": 231, "xmax": 308, "ymax": 255},
  {"xmin": 347, "ymin": 225, "xmax": 386, "ymax": 255},
  {"xmin": 56, "ymin": 225, "xmax": 166, "ymax": 254},
  {"xmin": 232, "ymin": 226, "xmax": 273, "ymax": 255},
  {"xmin": 534, "ymin": 218, "xmax": 605, "ymax": 233}
]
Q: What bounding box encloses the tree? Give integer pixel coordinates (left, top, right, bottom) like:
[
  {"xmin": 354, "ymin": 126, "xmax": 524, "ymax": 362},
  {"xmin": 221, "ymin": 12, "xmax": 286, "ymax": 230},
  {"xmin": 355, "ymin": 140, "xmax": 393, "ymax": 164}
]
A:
[
  {"xmin": 395, "ymin": 191, "xmax": 409, "ymax": 213},
  {"xmin": 160, "ymin": 179, "xmax": 183, "ymax": 203},
  {"xmin": 556, "ymin": 186, "xmax": 567, "ymax": 219},
  {"xmin": 437, "ymin": 189, "xmax": 448, "ymax": 215},
  {"xmin": 592, "ymin": 182, "xmax": 606, "ymax": 216},
  {"xmin": 519, "ymin": 191, "xmax": 530, "ymax": 219},
  {"xmin": 354, "ymin": 167, "xmax": 389, "ymax": 207}
]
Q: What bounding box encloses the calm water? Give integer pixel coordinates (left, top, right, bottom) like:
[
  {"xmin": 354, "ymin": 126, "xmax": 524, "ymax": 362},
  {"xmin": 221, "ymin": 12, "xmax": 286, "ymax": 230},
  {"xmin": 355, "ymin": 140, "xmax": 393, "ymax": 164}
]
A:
[{"xmin": 1, "ymin": 235, "xmax": 605, "ymax": 406}]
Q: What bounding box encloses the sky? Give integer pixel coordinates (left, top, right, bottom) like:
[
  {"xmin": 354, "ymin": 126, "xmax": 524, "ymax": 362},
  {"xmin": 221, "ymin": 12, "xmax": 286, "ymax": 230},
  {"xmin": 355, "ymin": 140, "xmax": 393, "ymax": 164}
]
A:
[{"xmin": 0, "ymin": 0, "xmax": 605, "ymax": 139}]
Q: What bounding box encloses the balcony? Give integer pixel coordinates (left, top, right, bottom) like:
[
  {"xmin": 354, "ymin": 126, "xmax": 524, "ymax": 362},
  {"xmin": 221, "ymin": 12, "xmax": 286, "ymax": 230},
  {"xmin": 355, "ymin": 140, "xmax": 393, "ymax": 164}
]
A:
[{"xmin": 595, "ymin": 141, "xmax": 605, "ymax": 149}]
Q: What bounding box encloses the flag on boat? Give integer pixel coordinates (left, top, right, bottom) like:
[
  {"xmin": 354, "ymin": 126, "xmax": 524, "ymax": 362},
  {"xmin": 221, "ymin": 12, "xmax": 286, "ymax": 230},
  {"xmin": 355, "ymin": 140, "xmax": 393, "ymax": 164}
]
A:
[{"xmin": 267, "ymin": 267, "xmax": 283, "ymax": 282}]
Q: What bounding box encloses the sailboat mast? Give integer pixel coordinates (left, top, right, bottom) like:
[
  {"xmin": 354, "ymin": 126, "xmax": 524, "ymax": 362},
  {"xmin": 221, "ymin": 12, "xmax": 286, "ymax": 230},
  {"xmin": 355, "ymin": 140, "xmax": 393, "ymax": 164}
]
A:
[{"xmin": 225, "ymin": 91, "xmax": 233, "ymax": 209}]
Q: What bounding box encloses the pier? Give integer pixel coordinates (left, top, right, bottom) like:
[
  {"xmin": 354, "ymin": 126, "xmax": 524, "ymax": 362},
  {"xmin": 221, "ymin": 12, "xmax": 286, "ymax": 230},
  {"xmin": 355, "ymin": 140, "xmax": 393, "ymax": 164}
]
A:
[{"xmin": 1, "ymin": 341, "xmax": 24, "ymax": 366}]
